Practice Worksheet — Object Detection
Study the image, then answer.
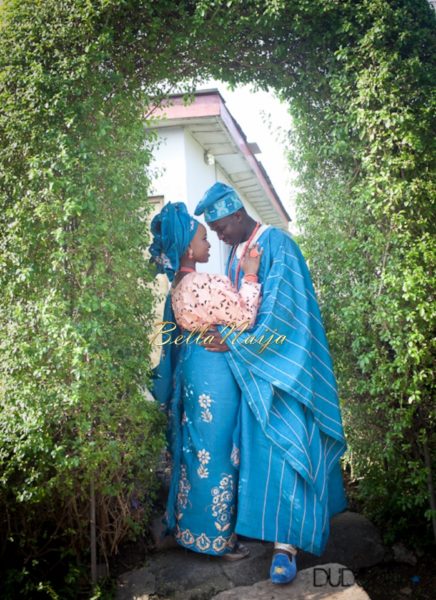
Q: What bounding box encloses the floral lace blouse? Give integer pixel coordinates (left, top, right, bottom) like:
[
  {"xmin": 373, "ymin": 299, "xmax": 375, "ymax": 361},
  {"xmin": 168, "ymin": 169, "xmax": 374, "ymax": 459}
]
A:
[{"xmin": 171, "ymin": 272, "xmax": 261, "ymax": 331}]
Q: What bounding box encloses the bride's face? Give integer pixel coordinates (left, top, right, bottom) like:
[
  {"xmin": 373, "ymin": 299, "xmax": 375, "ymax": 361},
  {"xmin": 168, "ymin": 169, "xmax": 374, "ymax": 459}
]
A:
[{"xmin": 189, "ymin": 224, "xmax": 211, "ymax": 263}]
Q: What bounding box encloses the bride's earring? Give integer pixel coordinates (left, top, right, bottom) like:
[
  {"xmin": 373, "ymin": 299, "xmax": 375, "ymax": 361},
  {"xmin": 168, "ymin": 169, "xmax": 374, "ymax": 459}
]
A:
[{"xmin": 188, "ymin": 248, "xmax": 194, "ymax": 259}]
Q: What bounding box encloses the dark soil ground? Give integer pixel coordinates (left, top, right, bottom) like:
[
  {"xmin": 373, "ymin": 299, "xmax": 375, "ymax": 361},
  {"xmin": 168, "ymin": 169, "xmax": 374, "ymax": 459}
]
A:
[{"xmin": 356, "ymin": 553, "xmax": 436, "ymax": 600}]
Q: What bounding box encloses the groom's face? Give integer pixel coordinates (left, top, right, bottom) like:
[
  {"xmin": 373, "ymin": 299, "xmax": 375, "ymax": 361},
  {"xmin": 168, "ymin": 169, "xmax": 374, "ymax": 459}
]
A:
[{"xmin": 209, "ymin": 212, "xmax": 244, "ymax": 246}]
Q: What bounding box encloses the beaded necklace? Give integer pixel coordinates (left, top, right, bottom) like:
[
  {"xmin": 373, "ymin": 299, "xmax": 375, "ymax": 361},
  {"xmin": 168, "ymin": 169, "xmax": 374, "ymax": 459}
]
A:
[{"xmin": 227, "ymin": 222, "xmax": 260, "ymax": 286}]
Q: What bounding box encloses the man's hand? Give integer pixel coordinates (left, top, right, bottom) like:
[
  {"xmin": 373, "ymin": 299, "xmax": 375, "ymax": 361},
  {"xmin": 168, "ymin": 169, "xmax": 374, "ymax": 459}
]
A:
[{"xmin": 202, "ymin": 328, "xmax": 230, "ymax": 352}]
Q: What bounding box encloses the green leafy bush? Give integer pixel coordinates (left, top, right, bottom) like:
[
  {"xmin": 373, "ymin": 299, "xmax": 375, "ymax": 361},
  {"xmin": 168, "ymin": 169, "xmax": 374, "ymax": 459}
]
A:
[
  {"xmin": 281, "ymin": 0, "xmax": 436, "ymax": 544},
  {"xmin": 0, "ymin": 1, "xmax": 169, "ymax": 596}
]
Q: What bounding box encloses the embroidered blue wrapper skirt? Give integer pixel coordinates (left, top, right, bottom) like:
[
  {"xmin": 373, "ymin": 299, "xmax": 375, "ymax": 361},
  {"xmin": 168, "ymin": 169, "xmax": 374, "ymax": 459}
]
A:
[{"xmin": 172, "ymin": 343, "xmax": 241, "ymax": 556}]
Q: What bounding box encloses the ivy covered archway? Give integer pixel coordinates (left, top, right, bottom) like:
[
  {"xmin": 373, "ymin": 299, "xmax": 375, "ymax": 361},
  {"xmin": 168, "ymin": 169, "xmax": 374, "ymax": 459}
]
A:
[{"xmin": 1, "ymin": 0, "xmax": 434, "ymax": 594}]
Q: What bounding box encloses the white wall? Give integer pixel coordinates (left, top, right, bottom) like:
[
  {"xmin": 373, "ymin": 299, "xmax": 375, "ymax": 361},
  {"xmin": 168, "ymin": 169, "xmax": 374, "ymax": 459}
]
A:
[
  {"xmin": 183, "ymin": 130, "xmax": 223, "ymax": 274},
  {"xmin": 150, "ymin": 127, "xmax": 188, "ymax": 202}
]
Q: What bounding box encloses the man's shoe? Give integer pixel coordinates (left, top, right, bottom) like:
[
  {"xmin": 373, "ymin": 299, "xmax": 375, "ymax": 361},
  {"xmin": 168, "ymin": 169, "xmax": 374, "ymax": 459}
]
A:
[{"xmin": 270, "ymin": 550, "xmax": 297, "ymax": 584}]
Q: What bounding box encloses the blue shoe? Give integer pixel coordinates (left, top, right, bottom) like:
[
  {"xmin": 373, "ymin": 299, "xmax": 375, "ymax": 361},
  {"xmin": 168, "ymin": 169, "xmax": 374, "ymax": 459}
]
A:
[{"xmin": 270, "ymin": 551, "xmax": 297, "ymax": 584}]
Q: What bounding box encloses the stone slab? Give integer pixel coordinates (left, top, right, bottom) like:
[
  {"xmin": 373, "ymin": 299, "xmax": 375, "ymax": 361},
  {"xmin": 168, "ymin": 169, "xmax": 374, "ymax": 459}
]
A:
[
  {"xmin": 117, "ymin": 511, "xmax": 383, "ymax": 599},
  {"xmin": 117, "ymin": 567, "xmax": 156, "ymax": 600},
  {"xmin": 212, "ymin": 563, "xmax": 370, "ymax": 600}
]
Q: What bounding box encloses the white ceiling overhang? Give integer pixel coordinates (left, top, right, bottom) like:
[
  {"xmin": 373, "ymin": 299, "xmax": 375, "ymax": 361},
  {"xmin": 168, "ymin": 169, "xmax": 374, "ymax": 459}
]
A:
[{"xmin": 151, "ymin": 92, "xmax": 290, "ymax": 229}]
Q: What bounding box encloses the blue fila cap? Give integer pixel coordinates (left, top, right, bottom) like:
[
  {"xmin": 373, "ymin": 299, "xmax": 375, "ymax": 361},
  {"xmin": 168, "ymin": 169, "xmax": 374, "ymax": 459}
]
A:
[{"xmin": 195, "ymin": 182, "xmax": 243, "ymax": 222}]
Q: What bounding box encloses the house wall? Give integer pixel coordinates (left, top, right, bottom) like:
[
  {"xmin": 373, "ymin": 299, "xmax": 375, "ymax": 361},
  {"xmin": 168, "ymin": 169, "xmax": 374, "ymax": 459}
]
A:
[
  {"xmin": 183, "ymin": 129, "xmax": 223, "ymax": 274},
  {"xmin": 150, "ymin": 127, "xmax": 188, "ymax": 202}
]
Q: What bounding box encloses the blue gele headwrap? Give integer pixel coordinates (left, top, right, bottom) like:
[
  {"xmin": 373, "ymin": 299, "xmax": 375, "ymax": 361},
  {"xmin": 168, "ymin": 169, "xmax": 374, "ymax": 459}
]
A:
[
  {"xmin": 149, "ymin": 202, "xmax": 199, "ymax": 281},
  {"xmin": 195, "ymin": 182, "xmax": 243, "ymax": 223}
]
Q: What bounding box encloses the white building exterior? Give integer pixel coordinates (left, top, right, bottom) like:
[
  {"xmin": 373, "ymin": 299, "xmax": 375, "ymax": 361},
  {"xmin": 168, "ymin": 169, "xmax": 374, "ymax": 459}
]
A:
[{"xmin": 148, "ymin": 90, "xmax": 290, "ymax": 275}]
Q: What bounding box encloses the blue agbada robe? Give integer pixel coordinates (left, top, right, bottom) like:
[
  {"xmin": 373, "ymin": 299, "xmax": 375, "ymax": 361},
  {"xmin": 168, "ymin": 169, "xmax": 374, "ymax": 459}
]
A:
[
  {"xmin": 219, "ymin": 227, "xmax": 347, "ymax": 554},
  {"xmin": 153, "ymin": 226, "xmax": 347, "ymax": 556}
]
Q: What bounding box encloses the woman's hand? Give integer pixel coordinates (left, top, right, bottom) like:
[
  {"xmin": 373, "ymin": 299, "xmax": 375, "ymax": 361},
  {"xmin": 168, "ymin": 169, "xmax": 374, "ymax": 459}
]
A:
[
  {"xmin": 241, "ymin": 243, "xmax": 262, "ymax": 276},
  {"xmin": 202, "ymin": 328, "xmax": 230, "ymax": 352}
]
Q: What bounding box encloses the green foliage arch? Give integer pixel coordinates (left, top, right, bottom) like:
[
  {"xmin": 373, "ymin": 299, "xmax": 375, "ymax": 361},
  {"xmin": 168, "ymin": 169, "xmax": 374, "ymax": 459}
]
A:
[{"xmin": 1, "ymin": 0, "xmax": 434, "ymax": 595}]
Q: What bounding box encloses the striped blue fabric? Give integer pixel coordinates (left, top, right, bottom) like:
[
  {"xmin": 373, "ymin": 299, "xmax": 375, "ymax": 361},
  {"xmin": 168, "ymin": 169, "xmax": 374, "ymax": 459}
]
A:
[{"xmin": 220, "ymin": 227, "xmax": 347, "ymax": 555}]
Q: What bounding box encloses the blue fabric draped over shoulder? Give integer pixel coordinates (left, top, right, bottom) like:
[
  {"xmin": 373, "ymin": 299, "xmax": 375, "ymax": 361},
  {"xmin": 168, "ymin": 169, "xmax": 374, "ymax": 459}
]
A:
[
  {"xmin": 152, "ymin": 295, "xmax": 183, "ymax": 531},
  {"xmin": 219, "ymin": 227, "xmax": 347, "ymax": 555}
]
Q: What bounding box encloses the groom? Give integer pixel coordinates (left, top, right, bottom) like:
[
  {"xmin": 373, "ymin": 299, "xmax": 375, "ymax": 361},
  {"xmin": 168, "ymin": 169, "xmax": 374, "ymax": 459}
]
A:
[{"xmin": 195, "ymin": 182, "xmax": 347, "ymax": 585}]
